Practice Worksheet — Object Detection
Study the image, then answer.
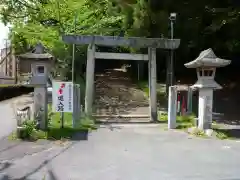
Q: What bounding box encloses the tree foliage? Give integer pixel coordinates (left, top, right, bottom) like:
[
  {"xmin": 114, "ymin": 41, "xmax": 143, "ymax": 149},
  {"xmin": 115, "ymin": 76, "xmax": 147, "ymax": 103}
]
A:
[{"xmin": 1, "ymin": 0, "xmax": 240, "ymax": 78}]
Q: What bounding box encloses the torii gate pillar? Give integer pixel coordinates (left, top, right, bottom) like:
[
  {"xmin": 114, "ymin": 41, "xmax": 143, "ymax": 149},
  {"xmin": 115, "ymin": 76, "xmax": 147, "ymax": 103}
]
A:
[
  {"xmin": 148, "ymin": 47, "xmax": 157, "ymax": 121},
  {"xmin": 85, "ymin": 44, "xmax": 95, "ymax": 115},
  {"xmin": 62, "ymin": 35, "xmax": 180, "ymax": 122}
]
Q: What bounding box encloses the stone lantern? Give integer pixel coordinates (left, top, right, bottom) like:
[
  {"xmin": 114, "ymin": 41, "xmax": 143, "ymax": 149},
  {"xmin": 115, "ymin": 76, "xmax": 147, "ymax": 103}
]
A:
[
  {"xmin": 184, "ymin": 48, "xmax": 231, "ymax": 130},
  {"xmin": 18, "ymin": 43, "xmax": 54, "ymax": 130}
]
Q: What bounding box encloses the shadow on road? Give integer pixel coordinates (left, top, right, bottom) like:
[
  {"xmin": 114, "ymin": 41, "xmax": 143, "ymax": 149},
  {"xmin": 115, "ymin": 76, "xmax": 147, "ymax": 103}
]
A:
[
  {"xmin": 44, "ymin": 128, "xmax": 89, "ymax": 141},
  {"xmin": 0, "ymin": 130, "xmax": 89, "ymax": 179},
  {"xmin": 0, "ymin": 141, "xmax": 76, "ymax": 180},
  {"xmin": 214, "ymin": 128, "xmax": 240, "ymax": 139},
  {"xmin": 0, "ymin": 169, "xmax": 58, "ymax": 180},
  {"xmin": 18, "ymin": 142, "xmax": 75, "ymax": 180},
  {"xmin": 0, "ymin": 143, "xmax": 20, "ymax": 155},
  {"xmin": 0, "ymin": 162, "xmax": 12, "ymax": 172}
]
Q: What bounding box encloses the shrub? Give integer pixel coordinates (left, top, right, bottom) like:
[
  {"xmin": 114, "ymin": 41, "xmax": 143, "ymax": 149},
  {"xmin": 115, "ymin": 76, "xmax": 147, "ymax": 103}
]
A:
[{"xmin": 18, "ymin": 120, "xmax": 38, "ymax": 141}]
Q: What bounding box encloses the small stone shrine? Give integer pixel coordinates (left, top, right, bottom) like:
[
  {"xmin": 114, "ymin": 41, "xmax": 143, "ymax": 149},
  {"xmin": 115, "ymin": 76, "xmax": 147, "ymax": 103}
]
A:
[{"xmin": 184, "ymin": 48, "xmax": 231, "ymax": 130}]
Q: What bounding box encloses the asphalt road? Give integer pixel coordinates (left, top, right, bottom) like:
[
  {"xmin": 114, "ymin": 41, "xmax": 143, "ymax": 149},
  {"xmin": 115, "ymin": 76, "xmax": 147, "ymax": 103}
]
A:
[
  {"xmin": 0, "ymin": 100, "xmax": 17, "ymax": 140},
  {"xmin": 1, "ymin": 125, "xmax": 240, "ymax": 180}
]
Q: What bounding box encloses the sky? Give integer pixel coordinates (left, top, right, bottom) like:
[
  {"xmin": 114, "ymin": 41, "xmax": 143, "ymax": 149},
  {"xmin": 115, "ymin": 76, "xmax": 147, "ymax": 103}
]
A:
[{"xmin": 0, "ymin": 22, "xmax": 10, "ymax": 49}]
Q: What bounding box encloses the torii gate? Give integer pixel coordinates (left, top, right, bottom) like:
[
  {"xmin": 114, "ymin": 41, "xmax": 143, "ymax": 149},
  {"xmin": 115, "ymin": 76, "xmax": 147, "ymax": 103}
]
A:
[{"xmin": 62, "ymin": 35, "xmax": 180, "ymax": 122}]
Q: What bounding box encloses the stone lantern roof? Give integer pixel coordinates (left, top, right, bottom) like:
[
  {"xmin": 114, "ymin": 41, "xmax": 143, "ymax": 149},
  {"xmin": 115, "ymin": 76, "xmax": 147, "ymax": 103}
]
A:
[
  {"xmin": 191, "ymin": 79, "xmax": 223, "ymax": 89},
  {"xmin": 17, "ymin": 43, "xmax": 53, "ymax": 59},
  {"xmin": 184, "ymin": 48, "xmax": 231, "ymax": 68},
  {"xmin": 184, "ymin": 48, "xmax": 231, "ymax": 90}
]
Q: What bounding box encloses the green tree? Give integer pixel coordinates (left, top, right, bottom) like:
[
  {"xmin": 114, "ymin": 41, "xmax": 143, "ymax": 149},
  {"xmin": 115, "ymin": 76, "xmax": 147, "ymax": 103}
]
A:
[
  {"xmin": 1, "ymin": 0, "xmax": 240, "ymax": 79},
  {"xmin": 1, "ymin": 0, "xmax": 125, "ymax": 78}
]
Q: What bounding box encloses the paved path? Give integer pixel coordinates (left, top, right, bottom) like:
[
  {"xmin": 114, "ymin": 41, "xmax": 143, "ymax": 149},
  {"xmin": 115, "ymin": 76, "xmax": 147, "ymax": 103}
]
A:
[
  {"xmin": 0, "ymin": 102, "xmax": 16, "ymax": 140},
  {"xmin": 0, "ymin": 94, "xmax": 33, "ymax": 139},
  {"xmin": 1, "ymin": 125, "xmax": 240, "ymax": 180}
]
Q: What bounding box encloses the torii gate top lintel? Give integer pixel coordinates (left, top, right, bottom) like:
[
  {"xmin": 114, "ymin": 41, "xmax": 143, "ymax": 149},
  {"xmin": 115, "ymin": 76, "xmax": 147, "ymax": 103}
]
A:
[
  {"xmin": 62, "ymin": 35, "xmax": 180, "ymax": 49},
  {"xmin": 62, "ymin": 34, "xmax": 181, "ymax": 122}
]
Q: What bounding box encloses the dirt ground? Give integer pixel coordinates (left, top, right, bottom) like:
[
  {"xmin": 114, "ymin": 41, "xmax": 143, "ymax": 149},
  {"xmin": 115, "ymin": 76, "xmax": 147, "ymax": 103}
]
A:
[{"xmin": 93, "ymin": 68, "xmax": 150, "ymax": 122}]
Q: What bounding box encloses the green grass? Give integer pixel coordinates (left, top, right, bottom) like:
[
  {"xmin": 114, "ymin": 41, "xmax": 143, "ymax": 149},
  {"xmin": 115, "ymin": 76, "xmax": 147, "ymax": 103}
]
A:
[
  {"xmin": 137, "ymin": 81, "xmax": 195, "ymax": 130},
  {"xmin": 10, "ymin": 112, "xmax": 97, "ymax": 141},
  {"xmin": 10, "ymin": 75, "xmax": 95, "ymax": 142},
  {"xmin": 159, "ymin": 112, "xmax": 196, "ymax": 129},
  {"xmin": 158, "ymin": 114, "xmax": 235, "ymax": 139},
  {"xmin": 137, "ymin": 81, "xmax": 166, "ymax": 96},
  {"xmin": 137, "ymin": 81, "xmax": 168, "ymax": 107},
  {"xmin": 46, "ymin": 112, "xmax": 96, "ymax": 140},
  {"xmin": 137, "ymin": 81, "xmax": 150, "ymax": 96},
  {"xmin": 214, "ymin": 130, "xmax": 229, "ymax": 140},
  {"xmin": 188, "ymin": 127, "xmax": 207, "ymax": 137},
  {"xmin": 46, "ymin": 104, "xmax": 97, "ymax": 140},
  {"xmin": 211, "ymin": 122, "xmax": 235, "ymax": 140}
]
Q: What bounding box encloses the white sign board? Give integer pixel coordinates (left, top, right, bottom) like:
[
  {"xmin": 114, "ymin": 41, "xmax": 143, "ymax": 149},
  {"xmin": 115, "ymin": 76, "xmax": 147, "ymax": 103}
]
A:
[{"xmin": 52, "ymin": 81, "xmax": 73, "ymax": 112}]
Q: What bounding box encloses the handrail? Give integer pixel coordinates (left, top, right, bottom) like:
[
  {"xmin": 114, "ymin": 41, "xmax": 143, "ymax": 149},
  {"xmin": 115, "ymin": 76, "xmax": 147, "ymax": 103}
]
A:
[
  {"xmin": 0, "ymin": 51, "xmax": 10, "ymax": 65},
  {"xmin": 0, "ymin": 47, "xmax": 15, "ymax": 78}
]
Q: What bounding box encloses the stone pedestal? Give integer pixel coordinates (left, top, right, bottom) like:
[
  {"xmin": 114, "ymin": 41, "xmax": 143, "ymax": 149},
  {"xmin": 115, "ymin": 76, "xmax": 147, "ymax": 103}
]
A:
[
  {"xmin": 34, "ymin": 87, "xmax": 48, "ymax": 130},
  {"xmin": 30, "ymin": 74, "xmax": 48, "ymax": 130},
  {"xmin": 73, "ymin": 84, "xmax": 81, "ymax": 128},
  {"xmin": 198, "ymin": 89, "xmax": 213, "ymax": 130},
  {"xmin": 168, "ymin": 86, "xmax": 177, "ymax": 129}
]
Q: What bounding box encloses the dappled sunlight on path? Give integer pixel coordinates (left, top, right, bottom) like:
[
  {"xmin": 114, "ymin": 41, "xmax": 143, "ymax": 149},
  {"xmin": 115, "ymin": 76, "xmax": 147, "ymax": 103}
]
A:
[{"xmin": 93, "ymin": 68, "xmax": 150, "ymax": 122}]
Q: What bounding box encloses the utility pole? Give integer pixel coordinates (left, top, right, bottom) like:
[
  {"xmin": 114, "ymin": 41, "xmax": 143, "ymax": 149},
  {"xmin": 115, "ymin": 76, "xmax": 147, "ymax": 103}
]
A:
[
  {"xmin": 166, "ymin": 13, "xmax": 177, "ymax": 94},
  {"xmin": 72, "ymin": 12, "xmax": 77, "ymax": 83},
  {"xmin": 72, "ymin": 12, "xmax": 78, "ymax": 128}
]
